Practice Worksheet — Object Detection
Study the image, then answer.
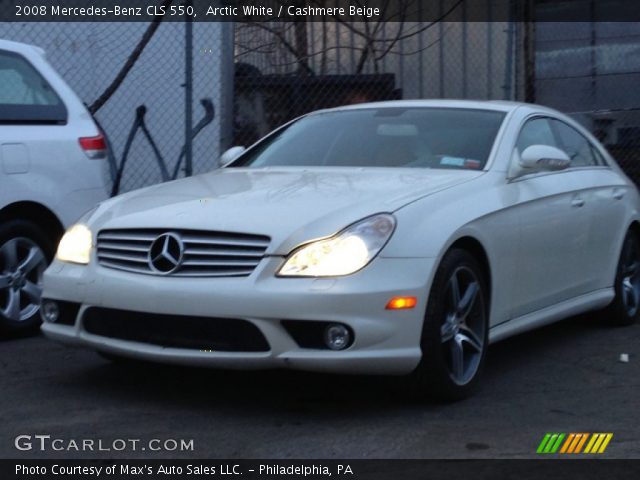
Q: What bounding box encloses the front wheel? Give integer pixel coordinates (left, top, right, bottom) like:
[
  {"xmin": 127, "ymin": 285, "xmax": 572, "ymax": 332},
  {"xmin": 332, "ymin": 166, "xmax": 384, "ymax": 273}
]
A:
[
  {"xmin": 0, "ymin": 220, "xmax": 53, "ymax": 333},
  {"xmin": 409, "ymin": 249, "xmax": 489, "ymax": 401},
  {"xmin": 603, "ymin": 230, "xmax": 640, "ymax": 326}
]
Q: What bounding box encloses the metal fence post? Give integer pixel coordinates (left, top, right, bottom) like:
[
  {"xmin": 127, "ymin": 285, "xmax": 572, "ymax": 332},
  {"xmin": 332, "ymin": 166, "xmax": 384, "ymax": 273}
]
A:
[
  {"xmin": 184, "ymin": 0, "xmax": 194, "ymax": 177},
  {"xmin": 220, "ymin": 21, "xmax": 235, "ymax": 154},
  {"xmin": 503, "ymin": 5, "xmax": 515, "ymax": 100},
  {"xmin": 522, "ymin": 0, "xmax": 536, "ymax": 103}
]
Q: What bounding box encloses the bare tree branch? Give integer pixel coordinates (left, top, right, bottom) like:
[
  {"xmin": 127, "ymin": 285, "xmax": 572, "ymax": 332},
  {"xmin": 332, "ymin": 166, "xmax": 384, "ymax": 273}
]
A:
[
  {"xmin": 236, "ymin": 0, "xmax": 465, "ymax": 76},
  {"xmin": 246, "ymin": 21, "xmax": 315, "ymax": 75}
]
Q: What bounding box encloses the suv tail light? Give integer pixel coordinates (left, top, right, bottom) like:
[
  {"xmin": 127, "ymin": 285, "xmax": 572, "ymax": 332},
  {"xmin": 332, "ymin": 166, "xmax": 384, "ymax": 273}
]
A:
[{"xmin": 79, "ymin": 134, "xmax": 107, "ymax": 159}]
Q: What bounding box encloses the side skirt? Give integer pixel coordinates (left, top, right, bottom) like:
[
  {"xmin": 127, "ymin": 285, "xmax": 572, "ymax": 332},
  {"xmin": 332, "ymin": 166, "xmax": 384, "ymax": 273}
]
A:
[{"xmin": 489, "ymin": 288, "xmax": 614, "ymax": 344}]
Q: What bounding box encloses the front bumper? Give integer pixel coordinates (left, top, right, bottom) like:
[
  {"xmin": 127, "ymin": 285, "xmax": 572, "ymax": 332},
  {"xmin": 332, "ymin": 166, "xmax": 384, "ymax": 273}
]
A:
[{"xmin": 41, "ymin": 256, "xmax": 435, "ymax": 375}]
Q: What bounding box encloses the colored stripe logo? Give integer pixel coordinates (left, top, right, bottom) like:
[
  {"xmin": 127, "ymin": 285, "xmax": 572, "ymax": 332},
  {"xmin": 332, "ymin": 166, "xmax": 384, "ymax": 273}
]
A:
[{"xmin": 537, "ymin": 433, "xmax": 613, "ymax": 454}]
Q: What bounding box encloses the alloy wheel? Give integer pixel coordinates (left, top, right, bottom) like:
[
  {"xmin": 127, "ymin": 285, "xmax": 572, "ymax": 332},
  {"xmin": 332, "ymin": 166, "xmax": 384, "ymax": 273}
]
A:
[
  {"xmin": 0, "ymin": 237, "xmax": 47, "ymax": 322},
  {"xmin": 440, "ymin": 266, "xmax": 486, "ymax": 386},
  {"xmin": 621, "ymin": 236, "xmax": 640, "ymax": 318}
]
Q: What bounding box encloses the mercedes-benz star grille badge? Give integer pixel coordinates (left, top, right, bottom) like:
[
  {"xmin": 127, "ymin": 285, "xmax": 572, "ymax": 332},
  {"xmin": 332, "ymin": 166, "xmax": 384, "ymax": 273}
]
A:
[{"xmin": 148, "ymin": 233, "xmax": 184, "ymax": 274}]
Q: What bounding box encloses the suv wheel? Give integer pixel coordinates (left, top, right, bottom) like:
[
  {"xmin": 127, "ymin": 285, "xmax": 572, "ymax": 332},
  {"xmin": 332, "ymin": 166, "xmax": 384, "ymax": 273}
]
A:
[{"xmin": 0, "ymin": 220, "xmax": 53, "ymax": 332}]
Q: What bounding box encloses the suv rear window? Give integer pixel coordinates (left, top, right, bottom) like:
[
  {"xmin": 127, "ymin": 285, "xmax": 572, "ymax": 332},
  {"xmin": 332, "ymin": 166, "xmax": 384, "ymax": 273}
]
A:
[{"xmin": 0, "ymin": 49, "xmax": 67, "ymax": 124}]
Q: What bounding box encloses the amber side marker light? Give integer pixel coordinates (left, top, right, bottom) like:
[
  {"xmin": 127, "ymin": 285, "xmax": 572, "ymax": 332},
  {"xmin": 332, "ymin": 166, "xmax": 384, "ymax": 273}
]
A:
[{"xmin": 386, "ymin": 296, "xmax": 417, "ymax": 310}]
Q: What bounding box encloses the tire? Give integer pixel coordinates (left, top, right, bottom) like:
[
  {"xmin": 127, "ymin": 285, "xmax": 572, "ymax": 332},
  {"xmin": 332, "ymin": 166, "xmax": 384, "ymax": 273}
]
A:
[
  {"xmin": 0, "ymin": 220, "xmax": 54, "ymax": 333},
  {"xmin": 603, "ymin": 230, "xmax": 640, "ymax": 327},
  {"xmin": 409, "ymin": 248, "xmax": 489, "ymax": 401}
]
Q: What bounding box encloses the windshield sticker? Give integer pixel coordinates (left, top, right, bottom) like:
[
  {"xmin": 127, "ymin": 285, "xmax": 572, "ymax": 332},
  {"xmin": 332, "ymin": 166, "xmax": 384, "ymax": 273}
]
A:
[
  {"xmin": 440, "ymin": 156, "xmax": 466, "ymax": 167},
  {"xmin": 464, "ymin": 159, "xmax": 482, "ymax": 169}
]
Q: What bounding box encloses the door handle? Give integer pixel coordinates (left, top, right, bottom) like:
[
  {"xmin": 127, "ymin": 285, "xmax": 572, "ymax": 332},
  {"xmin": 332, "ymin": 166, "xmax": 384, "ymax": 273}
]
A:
[
  {"xmin": 571, "ymin": 197, "xmax": 585, "ymax": 208},
  {"xmin": 613, "ymin": 188, "xmax": 625, "ymax": 200}
]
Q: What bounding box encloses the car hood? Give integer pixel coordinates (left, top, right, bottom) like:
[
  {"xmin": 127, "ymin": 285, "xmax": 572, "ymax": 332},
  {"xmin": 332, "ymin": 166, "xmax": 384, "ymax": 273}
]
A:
[{"xmin": 90, "ymin": 167, "xmax": 483, "ymax": 254}]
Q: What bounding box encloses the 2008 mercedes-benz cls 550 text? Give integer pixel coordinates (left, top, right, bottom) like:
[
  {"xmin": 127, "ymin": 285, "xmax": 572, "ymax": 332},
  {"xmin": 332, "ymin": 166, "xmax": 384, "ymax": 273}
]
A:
[{"xmin": 40, "ymin": 100, "xmax": 640, "ymax": 400}]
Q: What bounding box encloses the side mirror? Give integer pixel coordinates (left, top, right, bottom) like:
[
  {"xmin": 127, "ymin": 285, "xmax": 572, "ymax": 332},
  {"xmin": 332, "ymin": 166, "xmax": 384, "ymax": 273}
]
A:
[
  {"xmin": 218, "ymin": 146, "xmax": 245, "ymax": 168},
  {"xmin": 509, "ymin": 145, "xmax": 570, "ymax": 179}
]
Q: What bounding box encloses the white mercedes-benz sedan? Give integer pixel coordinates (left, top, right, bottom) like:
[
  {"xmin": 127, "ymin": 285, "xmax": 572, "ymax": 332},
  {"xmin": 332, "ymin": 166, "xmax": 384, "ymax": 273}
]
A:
[{"xmin": 41, "ymin": 100, "xmax": 640, "ymax": 400}]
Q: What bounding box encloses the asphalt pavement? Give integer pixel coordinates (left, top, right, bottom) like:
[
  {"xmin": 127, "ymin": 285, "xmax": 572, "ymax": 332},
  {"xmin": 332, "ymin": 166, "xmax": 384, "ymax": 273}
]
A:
[{"xmin": 1, "ymin": 313, "xmax": 638, "ymax": 459}]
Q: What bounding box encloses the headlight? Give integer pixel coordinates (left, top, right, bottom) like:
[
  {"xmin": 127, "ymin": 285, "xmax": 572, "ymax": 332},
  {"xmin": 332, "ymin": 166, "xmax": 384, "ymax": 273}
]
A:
[
  {"xmin": 278, "ymin": 214, "xmax": 396, "ymax": 277},
  {"xmin": 56, "ymin": 224, "xmax": 93, "ymax": 265}
]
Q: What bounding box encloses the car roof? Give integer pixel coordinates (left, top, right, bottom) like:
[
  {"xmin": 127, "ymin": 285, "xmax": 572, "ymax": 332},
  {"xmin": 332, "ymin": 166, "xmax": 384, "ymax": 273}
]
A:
[{"xmin": 321, "ymin": 99, "xmax": 560, "ymax": 116}]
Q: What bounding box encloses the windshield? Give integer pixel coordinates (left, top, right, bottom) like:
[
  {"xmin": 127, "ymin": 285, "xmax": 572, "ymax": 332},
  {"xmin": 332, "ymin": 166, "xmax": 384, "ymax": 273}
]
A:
[{"xmin": 231, "ymin": 107, "xmax": 505, "ymax": 170}]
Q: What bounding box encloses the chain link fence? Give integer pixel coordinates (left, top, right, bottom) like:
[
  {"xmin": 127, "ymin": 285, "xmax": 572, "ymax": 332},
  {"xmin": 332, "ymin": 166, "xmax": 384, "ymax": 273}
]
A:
[
  {"xmin": 233, "ymin": 2, "xmax": 640, "ymax": 186},
  {"xmin": 0, "ymin": 20, "xmax": 228, "ymax": 194},
  {"xmin": 532, "ymin": 19, "xmax": 640, "ymax": 184},
  {"xmin": 2, "ymin": 0, "xmax": 640, "ymax": 190}
]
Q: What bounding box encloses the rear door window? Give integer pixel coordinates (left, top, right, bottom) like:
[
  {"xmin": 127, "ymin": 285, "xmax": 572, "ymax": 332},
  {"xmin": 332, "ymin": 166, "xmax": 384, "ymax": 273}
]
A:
[{"xmin": 0, "ymin": 49, "xmax": 67, "ymax": 124}]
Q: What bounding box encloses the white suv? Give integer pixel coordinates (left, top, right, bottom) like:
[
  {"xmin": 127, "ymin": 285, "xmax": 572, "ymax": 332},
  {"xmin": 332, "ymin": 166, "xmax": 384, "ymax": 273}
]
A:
[{"xmin": 0, "ymin": 39, "xmax": 110, "ymax": 332}]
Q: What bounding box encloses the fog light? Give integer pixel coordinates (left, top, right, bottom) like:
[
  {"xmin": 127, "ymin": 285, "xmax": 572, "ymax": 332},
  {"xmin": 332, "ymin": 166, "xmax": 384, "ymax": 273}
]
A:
[
  {"xmin": 41, "ymin": 300, "xmax": 60, "ymax": 323},
  {"xmin": 324, "ymin": 324, "xmax": 351, "ymax": 351}
]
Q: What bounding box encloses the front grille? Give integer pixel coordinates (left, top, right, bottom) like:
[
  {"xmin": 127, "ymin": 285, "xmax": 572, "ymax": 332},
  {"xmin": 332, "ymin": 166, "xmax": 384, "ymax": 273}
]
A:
[
  {"xmin": 96, "ymin": 229, "xmax": 270, "ymax": 277},
  {"xmin": 82, "ymin": 307, "xmax": 270, "ymax": 352}
]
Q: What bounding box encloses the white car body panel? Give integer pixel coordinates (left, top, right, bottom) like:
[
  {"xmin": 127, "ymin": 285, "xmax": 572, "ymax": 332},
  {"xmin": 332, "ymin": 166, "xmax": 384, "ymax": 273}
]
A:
[
  {"xmin": 40, "ymin": 99, "xmax": 640, "ymax": 375},
  {"xmin": 88, "ymin": 167, "xmax": 484, "ymax": 256},
  {"xmin": 0, "ymin": 39, "xmax": 109, "ymax": 227},
  {"xmin": 43, "ymin": 256, "xmax": 434, "ymax": 374}
]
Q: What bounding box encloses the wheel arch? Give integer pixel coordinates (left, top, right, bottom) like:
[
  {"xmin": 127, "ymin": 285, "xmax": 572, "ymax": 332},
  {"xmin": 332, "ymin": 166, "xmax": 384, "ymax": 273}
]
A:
[
  {"xmin": 0, "ymin": 201, "xmax": 65, "ymax": 245},
  {"xmin": 614, "ymin": 218, "xmax": 640, "ymax": 273},
  {"xmin": 629, "ymin": 219, "xmax": 640, "ymax": 238}
]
